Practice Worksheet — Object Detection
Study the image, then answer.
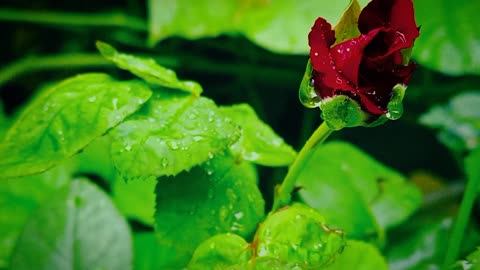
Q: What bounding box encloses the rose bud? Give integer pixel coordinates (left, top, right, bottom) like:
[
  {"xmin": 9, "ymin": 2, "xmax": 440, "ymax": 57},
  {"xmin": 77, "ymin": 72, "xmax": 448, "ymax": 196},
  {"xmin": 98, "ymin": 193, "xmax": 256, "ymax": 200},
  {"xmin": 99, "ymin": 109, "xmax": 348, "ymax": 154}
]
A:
[{"xmin": 299, "ymin": 0, "xmax": 419, "ymax": 130}]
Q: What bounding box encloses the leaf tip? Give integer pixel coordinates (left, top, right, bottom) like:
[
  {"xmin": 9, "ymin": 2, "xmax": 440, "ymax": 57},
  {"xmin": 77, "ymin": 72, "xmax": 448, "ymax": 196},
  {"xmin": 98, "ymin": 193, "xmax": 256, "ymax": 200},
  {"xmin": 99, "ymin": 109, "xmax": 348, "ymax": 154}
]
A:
[{"xmin": 96, "ymin": 41, "xmax": 117, "ymax": 59}]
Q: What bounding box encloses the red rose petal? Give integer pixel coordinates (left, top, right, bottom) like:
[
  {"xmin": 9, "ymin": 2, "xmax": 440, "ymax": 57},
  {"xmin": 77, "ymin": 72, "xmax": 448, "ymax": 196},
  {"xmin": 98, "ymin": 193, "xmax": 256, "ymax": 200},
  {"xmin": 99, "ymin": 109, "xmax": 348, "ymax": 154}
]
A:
[
  {"xmin": 308, "ymin": 17, "xmax": 336, "ymax": 73},
  {"xmin": 331, "ymin": 28, "xmax": 382, "ymax": 85}
]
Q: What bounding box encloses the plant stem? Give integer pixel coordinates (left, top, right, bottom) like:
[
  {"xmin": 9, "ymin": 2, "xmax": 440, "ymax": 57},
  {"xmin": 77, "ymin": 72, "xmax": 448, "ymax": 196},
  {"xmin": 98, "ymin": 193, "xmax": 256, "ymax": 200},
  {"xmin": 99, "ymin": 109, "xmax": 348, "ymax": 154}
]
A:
[
  {"xmin": 272, "ymin": 121, "xmax": 333, "ymax": 211},
  {"xmin": 0, "ymin": 8, "xmax": 147, "ymax": 31},
  {"xmin": 443, "ymin": 150, "xmax": 480, "ymax": 268}
]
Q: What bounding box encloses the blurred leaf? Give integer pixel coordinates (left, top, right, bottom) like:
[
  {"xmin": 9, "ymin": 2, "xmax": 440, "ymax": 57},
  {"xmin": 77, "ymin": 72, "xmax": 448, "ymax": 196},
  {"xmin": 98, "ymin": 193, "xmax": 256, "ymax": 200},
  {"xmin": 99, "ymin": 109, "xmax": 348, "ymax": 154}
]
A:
[
  {"xmin": 386, "ymin": 218, "xmax": 452, "ymax": 270},
  {"xmin": 0, "ymin": 73, "xmax": 152, "ymax": 179},
  {"xmin": 219, "ymin": 104, "xmax": 296, "ymax": 166},
  {"xmin": 187, "ymin": 233, "xmax": 251, "ymax": 270},
  {"xmin": 134, "ymin": 233, "xmax": 187, "ymax": 270},
  {"xmin": 324, "ymin": 240, "xmax": 388, "ymax": 270},
  {"xmin": 413, "ymin": 0, "xmax": 480, "ymax": 75},
  {"xmin": 253, "ymin": 203, "xmax": 346, "ymax": 269},
  {"xmin": 74, "ymin": 135, "xmax": 117, "ymax": 184},
  {"xmin": 453, "ymin": 247, "xmax": 480, "ymax": 270},
  {"xmin": 148, "ymin": 0, "xmax": 362, "ymax": 54},
  {"xmin": 0, "ymin": 165, "xmax": 71, "ymax": 269},
  {"xmin": 110, "ymin": 90, "xmax": 240, "ymax": 180},
  {"xmin": 96, "ymin": 41, "xmax": 202, "ymax": 95},
  {"xmin": 0, "ymin": 101, "xmax": 8, "ymax": 140},
  {"xmin": 154, "ymin": 151, "xmax": 264, "ymax": 268},
  {"xmin": 10, "ymin": 179, "xmax": 132, "ymax": 270},
  {"xmin": 296, "ymin": 141, "xmax": 421, "ymax": 241},
  {"xmin": 113, "ymin": 176, "xmax": 156, "ymax": 225},
  {"xmin": 420, "ymin": 91, "xmax": 480, "ymax": 153}
]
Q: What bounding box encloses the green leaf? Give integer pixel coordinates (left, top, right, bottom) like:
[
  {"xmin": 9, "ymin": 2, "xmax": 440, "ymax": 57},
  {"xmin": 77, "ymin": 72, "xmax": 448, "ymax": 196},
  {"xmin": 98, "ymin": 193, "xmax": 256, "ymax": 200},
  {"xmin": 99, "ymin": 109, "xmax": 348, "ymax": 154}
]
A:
[
  {"xmin": 324, "ymin": 240, "xmax": 388, "ymax": 270},
  {"xmin": 188, "ymin": 233, "xmax": 251, "ymax": 270},
  {"xmin": 0, "ymin": 101, "xmax": 8, "ymax": 140},
  {"xmin": 219, "ymin": 104, "xmax": 296, "ymax": 166},
  {"xmin": 134, "ymin": 233, "xmax": 187, "ymax": 270},
  {"xmin": 113, "ymin": 176, "xmax": 156, "ymax": 225},
  {"xmin": 413, "ymin": 0, "xmax": 480, "ymax": 75},
  {"xmin": 10, "ymin": 179, "xmax": 132, "ymax": 270},
  {"xmin": 0, "ymin": 73, "xmax": 152, "ymax": 179},
  {"xmin": 453, "ymin": 247, "xmax": 480, "ymax": 270},
  {"xmin": 154, "ymin": 151, "xmax": 264, "ymax": 268},
  {"xmin": 0, "ymin": 165, "xmax": 71, "ymax": 269},
  {"xmin": 96, "ymin": 41, "xmax": 202, "ymax": 95},
  {"xmin": 110, "ymin": 90, "xmax": 240, "ymax": 179},
  {"xmin": 420, "ymin": 91, "xmax": 480, "ymax": 153},
  {"xmin": 74, "ymin": 135, "xmax": 117, "ymax": 184},
  {"xmin": 296, "ymin": 141, "xmax": 421, "ymax": 241},
  {"xmin": 253, "ymin": 203, "xmax": 346, "ymax": 269},
  {"xmin": 333, "ymin": 0, "xmax": 361, "ymax": 45},
  {"xmin": 148, "ymin": 0, "xmax": 361, "ymax": 54}
]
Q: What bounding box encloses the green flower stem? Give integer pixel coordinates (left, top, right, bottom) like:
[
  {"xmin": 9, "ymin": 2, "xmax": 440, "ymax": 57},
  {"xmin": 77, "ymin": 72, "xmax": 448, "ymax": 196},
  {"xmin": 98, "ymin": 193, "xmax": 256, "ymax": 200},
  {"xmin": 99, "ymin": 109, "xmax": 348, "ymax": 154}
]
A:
[
  {"xmin": 0, "ymin": 8, "xmax": 146, "ymax": 31},
  {"xmin": 272, "ymin": 121, "xmax": 333, "ymax": 211},
  {"xmin": 443, "ymin": 158, "xmax": 480, "ymax": 268}
]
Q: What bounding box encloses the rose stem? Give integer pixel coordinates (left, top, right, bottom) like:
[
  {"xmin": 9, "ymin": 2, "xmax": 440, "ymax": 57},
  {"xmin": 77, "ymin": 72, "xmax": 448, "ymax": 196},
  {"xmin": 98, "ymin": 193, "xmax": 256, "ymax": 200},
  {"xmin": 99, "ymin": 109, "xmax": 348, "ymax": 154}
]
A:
[
  {"xmin": 443, "ymin": 149, "xmax": 480, "ymax": 268},
  {"xmin": 272, "ymin": 121, "xmax": 333, "ymax": 211}
]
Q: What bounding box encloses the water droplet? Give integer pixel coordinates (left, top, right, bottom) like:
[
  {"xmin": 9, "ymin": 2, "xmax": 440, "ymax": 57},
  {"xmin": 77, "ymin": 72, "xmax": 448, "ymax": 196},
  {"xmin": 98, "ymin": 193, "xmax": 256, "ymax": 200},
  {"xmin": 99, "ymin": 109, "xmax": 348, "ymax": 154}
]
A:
[
  {"xmin": 88, "ymin": 96, "xmax": 97, "ymax": 102},
  {"xmin": 207, "ymin": 170, "xmax": 213, "ymax": 175},
  {"xmin": 125, "ymin": 144, "xmax": 132, "ymax": 151},
  {"xmin": 161, "ymin": 158, "xmax": 169, "ymax": 167},
  {"xmin": 167, "ymin": 141, "xmax": 178, "ymax": 150},
  {"xmin": 148, "ymin": 117, "xmax": 155, "ymax": 122},
  {"xmin": 299, "ymin": 86, "xmax": 321, "ymax": 108},
  {"xmin": 314, "ymin": 52, "xmax": 319, "ymax": 56},
  {"xmin": 57, "ymin": 130, "xmax": 63, "ymax": 135},
  {"xmin": 295, "ymin": 214, "xmax": 302, "ymax": 219},
  {"xmin": 193, "ymin": 136, "xmax": 202, "ymax": 142},
  {"xmin": 208, "ymin": 152, "xmax": 214, "ymax": 159},
  {"xmin": 112, "ymin": 98, "xmax": 118, "ymax": 109},
  {"xmin": 337, "ymin": 48, "xmax": 343, "ymax": 53},
  {"xmin": 234, "ymin": 212, "xmax": 244, "ymax": 220}
]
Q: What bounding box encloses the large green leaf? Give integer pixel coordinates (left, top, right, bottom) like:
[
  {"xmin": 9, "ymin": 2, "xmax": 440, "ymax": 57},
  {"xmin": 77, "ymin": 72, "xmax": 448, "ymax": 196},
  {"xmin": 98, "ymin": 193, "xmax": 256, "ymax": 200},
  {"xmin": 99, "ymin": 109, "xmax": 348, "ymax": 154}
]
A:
[
  {"xmin": 10, "ymin": 179, "xmax": 132, "ymax": 270},
  {"xmin": 413, "ymin": 0, "xmax": 480, "ymax": 75},
  {"xmin": 113, "ymin": 176, "xmax": 156, "ymax": 225},
  {"xmin": 110, "ymin": 90, "xmax": 240, "ymax": 179},
  {"xmin": 296, "ymin": 141, "xmax": 421, "ymax": 241},
  {"xmin": 0, "ymin": 73, "xmax": 152, "ymax": 179},
  {"xmin": 96, "ymin": 42, "xmax": 202, "ymax": 95},
  {"xmin": 219, "ymin": 104, "xmax": 296, "ymax": 166},
  {"xmin": 148, "ymin": 0, "xmax": 362, "ymax": 54},
  {"xmin": 0, "ymin": 165, "xmax": 71, "ymax": 269},
  {"xmin": 154, "ymin": 151, "xmax": 264, "ymax": 268},
  {"xmin": 324, "ymin": 240, "xmax": 388, "ymax": 270},
  {"xmin": 420, "ymin": 91, "xmax": 480, "ymax": 153},
  {"xmin": 133, "ymin": 233, "xmax": 187, "ymax": 270}
]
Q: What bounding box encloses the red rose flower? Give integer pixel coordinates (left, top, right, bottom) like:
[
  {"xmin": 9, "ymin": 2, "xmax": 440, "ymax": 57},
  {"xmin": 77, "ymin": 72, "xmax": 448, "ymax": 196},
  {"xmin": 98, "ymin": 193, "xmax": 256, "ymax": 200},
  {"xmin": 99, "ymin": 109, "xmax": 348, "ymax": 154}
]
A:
[{"xmin": 308, "ymin": 0, "xmax": 419, "ymax": 117}]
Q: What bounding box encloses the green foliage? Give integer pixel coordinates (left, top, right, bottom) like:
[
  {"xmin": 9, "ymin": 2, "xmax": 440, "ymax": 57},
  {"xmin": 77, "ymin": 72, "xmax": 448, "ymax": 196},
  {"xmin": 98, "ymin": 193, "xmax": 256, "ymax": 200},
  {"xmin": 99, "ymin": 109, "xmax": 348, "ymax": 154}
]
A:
[
  {"xmin": 133, "ymin": 233, "xmax": 184, "ymax": 270},
  {"xmin": 96, "ymin": 41, "xmax": 202, "ymax": 95},
  {"xmin": 420, "ymin": 91, "xmax": 480, "ymax": 153},
  {"xmin": 148, "ymin": 0, "xmax": 359, "ymax": 54},
  {"xmin": 154, "ymin": 151, "xmax": 264, "ymax": 267},
  {"xmin": 325, "ymin": 240, "xmax": 388, "ymax": 270},
  {"xmin": 10, "ymin": 179, "xmax": 132, "ymax": 270},
  {"xmin": 413, "ymin": 0, "xmax": 480, "ymax": 75},
  {"xmin": 0, "ymin": 165, "xmax": 71, "ymax": 268},
  {"xmin": 296, "ymin": 141, "xmax": 421, "ymax": 242},
  {"xmin": 110, "ymin": 90, "xmax": 240, "ymax": 179},
  {"xmin": 0, "ymin": 73, "xmax": 152, "ymax": 179},
  {"xmin": 220, "ymin": 104, "xmax": 297, "ymax": 166},
  {"xmin": 454, "ymin": 247, "xmax": 480, "ymax": 270}
]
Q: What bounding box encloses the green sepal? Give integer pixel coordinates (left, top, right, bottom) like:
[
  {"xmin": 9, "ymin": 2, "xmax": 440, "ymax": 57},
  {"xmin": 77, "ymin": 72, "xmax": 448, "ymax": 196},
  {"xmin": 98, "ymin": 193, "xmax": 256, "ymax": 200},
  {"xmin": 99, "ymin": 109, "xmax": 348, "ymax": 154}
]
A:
[
  {"xmin": 333, "ymin": 0, "xmax": 361, "ymax": 45},
  {"xmin": 319, "ymin": 95, "xmax": 369, "ymax": 130}
]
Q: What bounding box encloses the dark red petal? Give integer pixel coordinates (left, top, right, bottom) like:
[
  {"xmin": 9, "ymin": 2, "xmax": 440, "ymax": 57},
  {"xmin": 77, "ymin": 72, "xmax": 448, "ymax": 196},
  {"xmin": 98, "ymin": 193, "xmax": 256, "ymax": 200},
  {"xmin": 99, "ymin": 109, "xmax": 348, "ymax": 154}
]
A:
[
  {"xmin": 359, "ymin": 0, "xmax": 419, "ymax": 47},
  {"xmin": 308, "ymin": 17, "xmax": 336, "ymax": 73},
  {"xmin": 330, "ymin": 28, "xmax": 382, "ymax": 85}
]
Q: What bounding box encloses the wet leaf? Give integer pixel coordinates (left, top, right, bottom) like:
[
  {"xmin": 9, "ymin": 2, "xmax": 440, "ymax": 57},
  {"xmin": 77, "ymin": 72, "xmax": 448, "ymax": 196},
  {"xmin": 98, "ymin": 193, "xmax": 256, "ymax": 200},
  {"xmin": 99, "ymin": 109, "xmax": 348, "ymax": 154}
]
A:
[
  {"xmin": 219, "ymin": 104, "xmax": 296, "ymax": 166},
  {"xmin": 110, "ymin": 90, "xmax": 240, "ymax": 179},
  {"xmin": 154, "ymin": 151, "xmax": 264, "ymax": 268},
  {"xmin": 97, "ymin": 41, "xmax": 202, "ymax": 95},
  {"xmin": 296, "ymin": 141, "xmax": 421, "ymax": 241},
  {"xmin": 10, "ymin": 179, "xmax": 132, "ymax": 270},
  {"xmin": 453, "ymin": 247, "xmax": 480, "ymax": 270},
  {"xmin": 187, "ymin": 233, "xmax": 251, "ymax": 270},
  {"xmin": 253, "ymin": 203, "xmax": 346, "ymax": 269},
  {"xmin": 0, "ymin": 73, "xmax": 152, "ymax": 179}
]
